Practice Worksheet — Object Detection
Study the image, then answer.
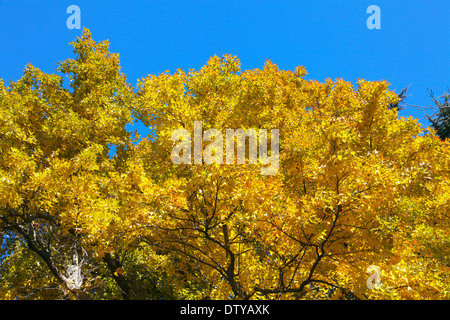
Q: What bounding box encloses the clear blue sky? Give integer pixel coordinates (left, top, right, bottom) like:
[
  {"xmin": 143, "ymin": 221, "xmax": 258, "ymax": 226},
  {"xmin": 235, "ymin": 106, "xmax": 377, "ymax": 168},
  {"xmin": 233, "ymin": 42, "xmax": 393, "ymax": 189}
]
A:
[{"xmin": 1, "ymin": 0, "xmax": 449, "ymax": 130}]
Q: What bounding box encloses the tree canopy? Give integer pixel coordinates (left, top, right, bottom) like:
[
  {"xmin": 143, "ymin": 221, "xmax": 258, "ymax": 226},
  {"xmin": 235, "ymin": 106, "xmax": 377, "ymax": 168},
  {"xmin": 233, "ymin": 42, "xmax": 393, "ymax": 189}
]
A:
[{"xmin": 1, "ymin": 29, "xmax": 449, "ymax": 300}]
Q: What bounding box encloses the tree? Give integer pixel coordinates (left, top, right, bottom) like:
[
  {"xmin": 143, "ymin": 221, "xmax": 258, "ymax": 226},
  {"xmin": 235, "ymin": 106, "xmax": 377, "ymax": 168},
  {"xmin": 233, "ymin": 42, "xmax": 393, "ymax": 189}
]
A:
[
  {"xmin": 1, "ymin": 29, "xmax": 449, "ymax": 300},
  {"xmin": 427, "ymin": 88, "xmax": 450, "ymax": 141},
  {"xmin": 0, "ymin": 29, "xmax": 181, "ymax": 299}
]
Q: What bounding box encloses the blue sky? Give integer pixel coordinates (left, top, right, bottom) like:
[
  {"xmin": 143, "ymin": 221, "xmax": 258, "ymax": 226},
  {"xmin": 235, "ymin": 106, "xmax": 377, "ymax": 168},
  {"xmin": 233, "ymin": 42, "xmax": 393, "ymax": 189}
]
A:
[{"xmin": 0, "ymin": 0, "xmax": 449, "ymax": 131}]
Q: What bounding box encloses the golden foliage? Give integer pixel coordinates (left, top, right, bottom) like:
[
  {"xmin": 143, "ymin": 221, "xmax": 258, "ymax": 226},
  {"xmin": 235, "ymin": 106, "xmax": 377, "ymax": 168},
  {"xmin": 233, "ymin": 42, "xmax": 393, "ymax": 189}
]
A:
[{"xmin": 1, "ymin": 29, "xmax": 449, "ymax": 300}]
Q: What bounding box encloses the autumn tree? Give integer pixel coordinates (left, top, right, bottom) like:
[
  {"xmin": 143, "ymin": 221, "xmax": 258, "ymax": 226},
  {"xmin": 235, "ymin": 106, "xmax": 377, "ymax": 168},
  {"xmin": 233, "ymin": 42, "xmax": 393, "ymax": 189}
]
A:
[
  {"xmin": 133, "ymin": 55, "xmax": 450, "ymax": 299},
  {"xmin": 0, "ymin": 29, "xmax": 182, "ymax": 299},
  {"xmin": 1, "ymin": 29, "xmax": 449, "ymax": 300}
]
